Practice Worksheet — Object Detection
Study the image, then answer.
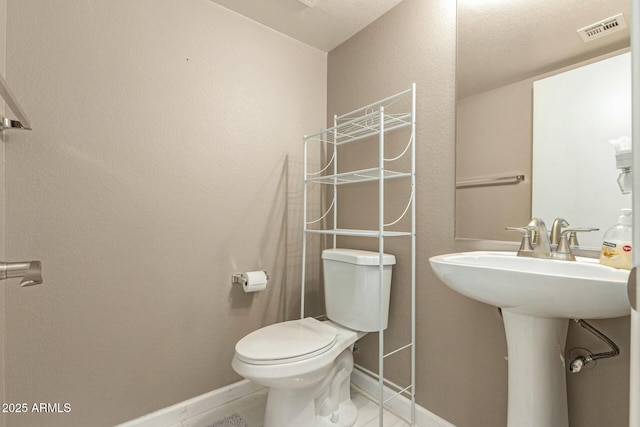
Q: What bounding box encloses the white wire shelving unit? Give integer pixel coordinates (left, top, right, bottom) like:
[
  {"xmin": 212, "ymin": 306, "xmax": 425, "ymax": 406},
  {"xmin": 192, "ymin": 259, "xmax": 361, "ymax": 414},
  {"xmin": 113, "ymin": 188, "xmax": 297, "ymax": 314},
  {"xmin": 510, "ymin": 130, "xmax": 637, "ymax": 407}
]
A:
[{"xmin": 300, "ymin": 84, "xmax": 417, "ymax": 426}]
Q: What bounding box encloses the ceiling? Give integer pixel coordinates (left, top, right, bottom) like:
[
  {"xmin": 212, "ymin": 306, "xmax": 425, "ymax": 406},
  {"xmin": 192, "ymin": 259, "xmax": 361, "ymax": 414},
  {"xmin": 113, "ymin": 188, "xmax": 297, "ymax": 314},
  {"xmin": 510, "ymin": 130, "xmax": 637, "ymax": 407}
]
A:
[
  {"xmin": 209, "ymin": 0, "xmax": 404, "ymax": 52},
  {"xmin": 458, "ymin": 0, "xmax": 631, "ymax": 98},
  {"xmin": 208, "ymin": 0, "xmax": 631, "ymax": 97}
]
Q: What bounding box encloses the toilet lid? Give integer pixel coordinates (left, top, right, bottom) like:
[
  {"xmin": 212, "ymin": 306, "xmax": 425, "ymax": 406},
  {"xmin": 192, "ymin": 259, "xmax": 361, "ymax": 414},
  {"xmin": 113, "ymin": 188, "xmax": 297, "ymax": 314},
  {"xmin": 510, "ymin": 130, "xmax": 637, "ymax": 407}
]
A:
[{"xmin": 235, "ymin": 318, "xmax": 337, "ymax": 365}]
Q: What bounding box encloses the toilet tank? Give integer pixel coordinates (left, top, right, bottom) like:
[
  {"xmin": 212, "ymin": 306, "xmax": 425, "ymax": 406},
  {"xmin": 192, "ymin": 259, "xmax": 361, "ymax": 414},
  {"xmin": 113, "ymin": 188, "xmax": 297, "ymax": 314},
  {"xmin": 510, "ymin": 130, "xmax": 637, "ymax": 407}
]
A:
[{"xmin": 321, "ymin": 248, "xmax": 396, "ymax": 332}]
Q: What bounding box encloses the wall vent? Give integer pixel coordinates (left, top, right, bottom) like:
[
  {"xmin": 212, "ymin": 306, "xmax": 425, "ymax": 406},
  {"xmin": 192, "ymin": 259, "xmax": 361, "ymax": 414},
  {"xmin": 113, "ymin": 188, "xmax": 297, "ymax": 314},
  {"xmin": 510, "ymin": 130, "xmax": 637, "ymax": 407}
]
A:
[{"xmin": 577, "ymin": 13, "xmax": 627, "ymax": 42}]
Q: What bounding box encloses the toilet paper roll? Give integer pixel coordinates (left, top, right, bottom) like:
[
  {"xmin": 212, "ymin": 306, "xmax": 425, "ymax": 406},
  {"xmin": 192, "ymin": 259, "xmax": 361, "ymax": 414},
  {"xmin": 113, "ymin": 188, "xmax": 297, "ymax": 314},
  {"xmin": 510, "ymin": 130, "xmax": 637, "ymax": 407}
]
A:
[{"xmin": 242, "ymin": 271, "xmax": 268, "ymax": 293}]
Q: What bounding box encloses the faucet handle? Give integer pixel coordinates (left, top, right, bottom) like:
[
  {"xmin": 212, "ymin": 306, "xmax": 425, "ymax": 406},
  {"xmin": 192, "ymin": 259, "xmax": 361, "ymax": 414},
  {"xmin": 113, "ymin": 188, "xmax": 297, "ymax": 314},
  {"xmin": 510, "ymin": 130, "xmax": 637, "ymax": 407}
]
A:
[
  {"xmin": 561, "ymin": 227, "xmax": 599, "ymax": 234},
  {"xmin": 569, "ymin": 231, "xmax": 580, "ymax": 247},
  {"xmin": 505, "ymin": 227, "xmax": 534, "ymax": 257},
  {"xmin": 554, "ymin": 228, "xmax": 599, "ymax": 261}
]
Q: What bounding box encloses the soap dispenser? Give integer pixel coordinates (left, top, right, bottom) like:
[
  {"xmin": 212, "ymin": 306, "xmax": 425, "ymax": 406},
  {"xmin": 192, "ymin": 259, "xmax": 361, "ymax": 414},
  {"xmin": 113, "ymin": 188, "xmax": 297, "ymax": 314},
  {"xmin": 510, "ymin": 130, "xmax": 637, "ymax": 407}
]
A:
[{"xmin": 599, "ymin": 208, "xmax": 632, "ymax": 269}]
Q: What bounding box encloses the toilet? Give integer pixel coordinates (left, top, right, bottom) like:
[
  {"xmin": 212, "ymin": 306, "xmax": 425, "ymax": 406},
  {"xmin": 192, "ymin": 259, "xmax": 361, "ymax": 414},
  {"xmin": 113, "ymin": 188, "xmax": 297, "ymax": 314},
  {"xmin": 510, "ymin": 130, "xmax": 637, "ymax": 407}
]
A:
[{"xmin": 232, "ymin": 248, "xmax": 396, "ymax": 427}]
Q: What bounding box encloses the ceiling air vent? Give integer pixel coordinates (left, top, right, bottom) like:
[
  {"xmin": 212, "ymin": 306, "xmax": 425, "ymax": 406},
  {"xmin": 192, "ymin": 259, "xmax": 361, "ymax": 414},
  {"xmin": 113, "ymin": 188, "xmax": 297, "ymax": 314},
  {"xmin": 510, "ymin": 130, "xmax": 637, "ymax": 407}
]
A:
[{"xmin": 577, "ymin": 13, "xmax": 627, "ymax": 43}]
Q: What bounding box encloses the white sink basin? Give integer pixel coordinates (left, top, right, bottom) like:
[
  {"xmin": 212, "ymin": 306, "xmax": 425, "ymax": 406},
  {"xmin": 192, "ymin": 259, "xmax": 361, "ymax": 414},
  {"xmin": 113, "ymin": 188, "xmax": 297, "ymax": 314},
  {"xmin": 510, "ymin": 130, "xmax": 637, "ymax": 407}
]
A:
[
  {"xmin": 429, "ymin": 251, "xmax": 631, "ymax": 427},
  {"xmin": 429, "ymin": 251, "xmax": 630, "ymax": 318}
]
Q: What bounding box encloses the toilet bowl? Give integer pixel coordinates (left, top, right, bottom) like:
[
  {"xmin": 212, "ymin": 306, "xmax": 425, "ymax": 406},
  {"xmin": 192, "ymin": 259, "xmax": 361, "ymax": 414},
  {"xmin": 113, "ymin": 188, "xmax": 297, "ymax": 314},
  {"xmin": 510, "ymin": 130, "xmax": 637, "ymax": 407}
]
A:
[
  {"xmin": 232, "ymin": 318, "xmax": 365, "ymax": 426},
  {"xmin": 231, "ymin": 248, "xmax": 395, "ymax": 427}
]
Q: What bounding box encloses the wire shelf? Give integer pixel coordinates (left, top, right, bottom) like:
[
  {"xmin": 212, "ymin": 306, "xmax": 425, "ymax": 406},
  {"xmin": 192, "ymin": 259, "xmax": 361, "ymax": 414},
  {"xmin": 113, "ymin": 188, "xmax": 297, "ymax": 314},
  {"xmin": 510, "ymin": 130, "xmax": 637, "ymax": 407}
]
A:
[
  {"xmin": 305, "ymin": 88, "xmax": 414, "ymax": 147},
  {"xmin": 303, "ymin": 228, "xmax": 412, "ymax": 238},
  {"xmin": 305, "ymin": 168, "xmax": 410, "ymax": 185},
  {"xmin": 305, "ymin": 112, "xmax": 411, "ymax": 146},
  {"xmin": 301, "ymin": 84, "xmax": 416, "ymax": 427}
]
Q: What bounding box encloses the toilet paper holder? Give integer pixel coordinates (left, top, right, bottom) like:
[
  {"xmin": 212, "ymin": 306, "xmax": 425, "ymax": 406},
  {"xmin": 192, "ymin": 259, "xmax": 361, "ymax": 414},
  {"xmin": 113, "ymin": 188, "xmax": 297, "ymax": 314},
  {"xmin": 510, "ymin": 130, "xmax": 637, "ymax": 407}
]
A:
[{"xmin": 232, "ymin": 271, "xmax": 269, "ymax": 285}]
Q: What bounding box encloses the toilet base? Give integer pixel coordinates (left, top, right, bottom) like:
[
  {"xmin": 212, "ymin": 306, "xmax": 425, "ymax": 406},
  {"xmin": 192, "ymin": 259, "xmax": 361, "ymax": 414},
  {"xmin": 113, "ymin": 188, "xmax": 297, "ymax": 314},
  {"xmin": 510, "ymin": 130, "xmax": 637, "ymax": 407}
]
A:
[
  {"xmin": 317, "ymin": 399, "xmax": 358, "ymax": 427},
  {"xmin": 263, "ymin": 348, "xmax": 357, "ymax": 427},
  {"xmin": 263, "ymin": 389, "xmax": 357, "ymax": 427}
]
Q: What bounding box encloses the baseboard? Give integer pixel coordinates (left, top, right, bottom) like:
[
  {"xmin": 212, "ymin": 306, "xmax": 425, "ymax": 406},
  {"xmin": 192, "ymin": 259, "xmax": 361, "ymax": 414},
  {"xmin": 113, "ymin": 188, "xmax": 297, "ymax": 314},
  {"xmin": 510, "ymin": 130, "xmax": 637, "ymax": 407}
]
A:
[
  {"xmin": 115, "ymin": 379, "xmax": 264, "ymax": 427},
  {"xmin": 351, "ymin": 368, "xmax": 457, "ymax": 427},
  {"xmin": 117, "ymin": 370, "xmax": 456, "ymax": 427}
]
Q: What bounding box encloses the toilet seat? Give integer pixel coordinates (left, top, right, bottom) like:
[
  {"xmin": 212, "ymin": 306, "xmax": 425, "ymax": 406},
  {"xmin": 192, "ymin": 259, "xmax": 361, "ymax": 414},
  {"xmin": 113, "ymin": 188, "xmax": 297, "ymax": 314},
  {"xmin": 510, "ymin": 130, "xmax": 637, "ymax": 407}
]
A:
[{"xmin": 235, "ymin": 318, "xmax": 337, "ymax": 365}]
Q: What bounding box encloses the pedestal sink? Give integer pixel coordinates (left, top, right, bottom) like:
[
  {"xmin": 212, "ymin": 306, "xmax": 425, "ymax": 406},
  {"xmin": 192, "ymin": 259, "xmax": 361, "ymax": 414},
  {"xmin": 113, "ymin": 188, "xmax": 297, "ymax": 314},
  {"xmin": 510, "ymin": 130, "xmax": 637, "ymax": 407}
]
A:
[{"xmin": 429, "ymin": 251, "xmax": 630, "ymax": 427}]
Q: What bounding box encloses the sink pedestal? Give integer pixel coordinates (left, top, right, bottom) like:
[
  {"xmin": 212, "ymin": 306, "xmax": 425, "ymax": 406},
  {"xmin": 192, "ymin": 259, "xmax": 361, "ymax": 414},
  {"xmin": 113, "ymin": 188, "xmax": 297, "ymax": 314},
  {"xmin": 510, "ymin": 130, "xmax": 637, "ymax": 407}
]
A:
[
  {"xmin": 429, "ymin": 251, "xmax": 630, "ymax": 427},
  {"xmin": 502, "ymin": 311, "xmax": 569, "ymax": 427}
]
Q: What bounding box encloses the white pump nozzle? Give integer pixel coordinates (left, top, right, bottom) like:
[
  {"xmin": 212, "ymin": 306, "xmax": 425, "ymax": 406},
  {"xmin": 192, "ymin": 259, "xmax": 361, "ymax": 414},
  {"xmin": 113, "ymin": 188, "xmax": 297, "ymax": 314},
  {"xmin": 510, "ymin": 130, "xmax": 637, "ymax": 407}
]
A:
[
  {"xmin": 610, "ymin": 136, "xmax": 632, "ymax": 169},
  {"xmin": 610, "ymin": 136, "xmax": 632, "ymax": 194},
  {"xmin": 619, "ymin": 208, "xmax": 632, "ymax": 226}
]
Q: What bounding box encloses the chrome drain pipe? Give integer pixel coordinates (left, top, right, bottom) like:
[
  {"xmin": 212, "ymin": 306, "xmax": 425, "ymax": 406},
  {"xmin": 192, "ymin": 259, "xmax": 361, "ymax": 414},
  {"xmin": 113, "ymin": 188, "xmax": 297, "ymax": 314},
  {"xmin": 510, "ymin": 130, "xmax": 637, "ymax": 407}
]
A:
[{"xmin": 569, "ymin": 319, "xmax": 620, "ymax": 373}]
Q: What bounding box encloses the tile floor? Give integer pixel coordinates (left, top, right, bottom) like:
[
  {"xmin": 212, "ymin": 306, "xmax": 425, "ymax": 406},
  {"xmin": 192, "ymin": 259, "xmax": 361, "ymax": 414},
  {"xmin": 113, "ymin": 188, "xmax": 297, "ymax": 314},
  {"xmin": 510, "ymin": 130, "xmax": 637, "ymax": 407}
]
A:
[
  {"xmin": 351, "ymin": 388, "xmax": 413, "ymax": 426},
  {"xmin": 184, "ymin": 385, "xmax": 414, "ymax": 427}
]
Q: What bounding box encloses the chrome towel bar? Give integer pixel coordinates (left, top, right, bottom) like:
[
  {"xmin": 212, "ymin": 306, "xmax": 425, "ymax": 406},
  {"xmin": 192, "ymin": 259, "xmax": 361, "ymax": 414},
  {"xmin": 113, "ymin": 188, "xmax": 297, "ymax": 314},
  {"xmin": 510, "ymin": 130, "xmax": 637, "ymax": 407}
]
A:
[{"xmin": 456, "ymin": 174, "xmax": 525, "ymax": 189}]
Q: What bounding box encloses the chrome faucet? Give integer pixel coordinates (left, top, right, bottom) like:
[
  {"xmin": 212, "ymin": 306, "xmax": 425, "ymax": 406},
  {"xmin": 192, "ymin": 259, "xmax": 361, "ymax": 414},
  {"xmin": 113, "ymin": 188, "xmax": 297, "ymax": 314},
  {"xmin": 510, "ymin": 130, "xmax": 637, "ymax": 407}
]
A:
[
  {"xmin": 507, "ymin": 218, "xmax": 598, "ymax": 261},
  {"xmin": 550, "ymin": 218, "xmax": 569, "ymax": 247},
  {"xmin": 528, "ymin": 218, "xmax": 552, "ymax": 258}
]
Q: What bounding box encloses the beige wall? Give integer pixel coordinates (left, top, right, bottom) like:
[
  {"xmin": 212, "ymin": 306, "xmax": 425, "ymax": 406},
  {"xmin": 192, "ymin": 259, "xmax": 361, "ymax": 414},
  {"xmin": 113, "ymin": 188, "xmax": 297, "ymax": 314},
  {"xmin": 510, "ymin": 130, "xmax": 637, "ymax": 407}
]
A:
[
  {"xmin": 455, "ymin": 79, "xmax": 532, "ymax": 241},
  {"xmin": 329, "ymin": 1, "xmax": 630, "ymax": 427},
  {"xmin": 0, "ymin": 1, "xmax": 631, "ymax": 427},
  {"xmin": 328, "ymin": 1, "xmax": 510, "ymax": 426},
  {"xmin": 3, "ymin": 1, "xmax": 326, "ymax": 425}
]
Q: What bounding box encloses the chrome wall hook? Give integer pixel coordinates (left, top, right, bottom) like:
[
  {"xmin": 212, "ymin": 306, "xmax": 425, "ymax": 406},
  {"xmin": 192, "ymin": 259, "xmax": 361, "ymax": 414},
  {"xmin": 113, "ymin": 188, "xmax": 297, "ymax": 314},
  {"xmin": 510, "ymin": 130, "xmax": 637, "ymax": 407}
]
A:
[
  {"xmin": 0, "ymin": 261, "xmax": 43, "ymax": 287},
  {"xmin": 0, "ymin": 73, "xmax": 32, "ymax": 131}
]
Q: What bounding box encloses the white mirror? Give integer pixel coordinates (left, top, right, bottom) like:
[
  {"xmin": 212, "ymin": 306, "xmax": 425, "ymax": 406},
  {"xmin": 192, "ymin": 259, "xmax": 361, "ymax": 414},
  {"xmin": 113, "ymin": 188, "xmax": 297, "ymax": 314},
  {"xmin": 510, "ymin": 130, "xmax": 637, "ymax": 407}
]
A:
[
  {"xmin": 456, "ymin": 0, "xmax": 631, "ymax": 245},
  {"xmin": 532, "ymin": 52, "xmax": 631, "ymax": 249}
]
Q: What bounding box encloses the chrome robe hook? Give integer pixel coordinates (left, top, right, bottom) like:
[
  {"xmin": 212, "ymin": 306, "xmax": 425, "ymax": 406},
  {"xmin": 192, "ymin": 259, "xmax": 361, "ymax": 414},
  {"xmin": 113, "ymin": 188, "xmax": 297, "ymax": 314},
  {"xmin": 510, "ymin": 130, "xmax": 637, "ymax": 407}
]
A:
[{"xmin": 0, "ymin": 261, "xmax": 43, "ymax": 286}]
